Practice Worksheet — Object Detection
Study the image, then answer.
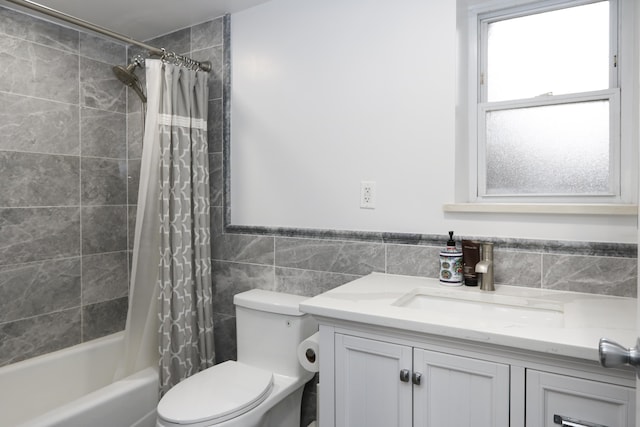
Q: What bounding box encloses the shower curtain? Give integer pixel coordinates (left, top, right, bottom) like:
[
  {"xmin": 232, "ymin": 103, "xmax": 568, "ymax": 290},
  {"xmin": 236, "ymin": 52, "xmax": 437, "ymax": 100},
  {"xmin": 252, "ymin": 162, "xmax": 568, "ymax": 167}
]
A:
[{"xmin": 116, "ymin": 59, "xmax": 215, "ymax": 395}]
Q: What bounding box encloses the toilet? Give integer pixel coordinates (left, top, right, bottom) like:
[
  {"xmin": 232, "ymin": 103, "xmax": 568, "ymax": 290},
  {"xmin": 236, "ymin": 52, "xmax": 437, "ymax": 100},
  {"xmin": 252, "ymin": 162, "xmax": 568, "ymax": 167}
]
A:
[{"xmin": 156, "ymin": 289, "xmax": 318, "ymax": 427}]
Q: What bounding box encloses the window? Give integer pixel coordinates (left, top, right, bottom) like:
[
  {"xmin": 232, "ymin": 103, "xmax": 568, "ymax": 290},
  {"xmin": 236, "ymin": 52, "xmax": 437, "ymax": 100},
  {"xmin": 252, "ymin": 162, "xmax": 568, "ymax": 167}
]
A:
[{"xmin": 472, "ymin": 0, "xmax": 625, "ymax": 203}]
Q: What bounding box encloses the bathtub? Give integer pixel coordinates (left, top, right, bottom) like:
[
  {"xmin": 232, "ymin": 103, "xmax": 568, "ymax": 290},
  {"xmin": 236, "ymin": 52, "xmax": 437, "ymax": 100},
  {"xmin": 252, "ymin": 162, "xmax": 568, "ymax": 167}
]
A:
[{"xmin": 0, "ymin": 332, "xmax": 159, "ymax": 427}]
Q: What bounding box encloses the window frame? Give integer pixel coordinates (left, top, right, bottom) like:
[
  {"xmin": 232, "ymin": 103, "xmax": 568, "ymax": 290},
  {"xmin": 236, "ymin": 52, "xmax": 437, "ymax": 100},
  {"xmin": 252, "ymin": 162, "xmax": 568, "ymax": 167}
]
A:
[{"xmin": 468, "ymin": 0, "xmax": 629, "ymax": 204}]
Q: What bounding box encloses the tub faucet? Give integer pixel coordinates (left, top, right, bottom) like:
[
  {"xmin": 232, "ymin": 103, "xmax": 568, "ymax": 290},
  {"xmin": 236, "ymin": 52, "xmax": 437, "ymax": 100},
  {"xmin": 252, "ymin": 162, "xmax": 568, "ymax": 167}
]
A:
[{"xmin": 475, "ymin": 242, "xmax": 495, "ymax": 291}]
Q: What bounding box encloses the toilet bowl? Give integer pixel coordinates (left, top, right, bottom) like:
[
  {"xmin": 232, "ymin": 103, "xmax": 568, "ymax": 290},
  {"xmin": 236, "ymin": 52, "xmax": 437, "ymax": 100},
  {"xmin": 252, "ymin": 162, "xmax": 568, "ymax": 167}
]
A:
[{"xmin": 156, "ymin": 289, "xmax": 318, "ymax": 427}]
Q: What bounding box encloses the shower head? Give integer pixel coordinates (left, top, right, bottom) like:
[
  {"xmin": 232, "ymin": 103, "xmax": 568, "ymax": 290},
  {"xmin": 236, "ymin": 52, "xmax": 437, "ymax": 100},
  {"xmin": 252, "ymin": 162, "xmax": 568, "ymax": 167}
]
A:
[
  {"xmin": 112, "ymin": 60, "xmax": 147, "ymax": 103},
  {"xmin": 113, "ymin": 63, "xmax": 139, "ymax": 86}
]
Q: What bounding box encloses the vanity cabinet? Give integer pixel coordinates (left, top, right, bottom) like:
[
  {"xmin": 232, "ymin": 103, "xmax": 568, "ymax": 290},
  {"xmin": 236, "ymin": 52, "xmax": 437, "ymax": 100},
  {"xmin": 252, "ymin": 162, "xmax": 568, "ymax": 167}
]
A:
[
  {"xmin": 334, "ymin": 334, "xmax": 510, "ymax": 427},
  {"xmin": 299, "ymin": 273, "xmax": 637, "ymax": 427},
  {"xmin": 322, "ymin": 328, "xmax": 635, "ymax": 427}
]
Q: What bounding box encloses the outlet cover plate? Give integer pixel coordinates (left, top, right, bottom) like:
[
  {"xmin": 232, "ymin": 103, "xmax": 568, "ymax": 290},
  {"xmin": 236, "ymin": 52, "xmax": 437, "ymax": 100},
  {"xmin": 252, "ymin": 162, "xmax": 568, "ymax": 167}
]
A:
[{"xmin": 360, "ymin": 181, "xmax": 376, "ymax": 209}]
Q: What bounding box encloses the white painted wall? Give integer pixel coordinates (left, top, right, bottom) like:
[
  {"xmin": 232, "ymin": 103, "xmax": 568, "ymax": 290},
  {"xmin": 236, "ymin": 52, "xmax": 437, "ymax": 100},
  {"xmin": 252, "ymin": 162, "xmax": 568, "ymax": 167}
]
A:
[{"xmin": 230, "ymin": 0, "xmax": 638, "ymax": 243}]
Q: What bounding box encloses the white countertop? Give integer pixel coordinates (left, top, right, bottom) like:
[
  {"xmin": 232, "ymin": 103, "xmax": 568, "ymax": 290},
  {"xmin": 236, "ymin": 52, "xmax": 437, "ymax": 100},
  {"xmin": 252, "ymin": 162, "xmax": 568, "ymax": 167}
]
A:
[{"xmin": 299, "ymin": 273, "xmax": 637, "ymax": 362}]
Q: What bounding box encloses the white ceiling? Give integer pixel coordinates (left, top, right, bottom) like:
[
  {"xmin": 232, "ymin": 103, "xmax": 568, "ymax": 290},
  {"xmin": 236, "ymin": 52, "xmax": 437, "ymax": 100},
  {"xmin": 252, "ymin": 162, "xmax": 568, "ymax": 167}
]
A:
[{"xmin": 2, "ymin": 0, "xmax": 271, "ymax": 41}]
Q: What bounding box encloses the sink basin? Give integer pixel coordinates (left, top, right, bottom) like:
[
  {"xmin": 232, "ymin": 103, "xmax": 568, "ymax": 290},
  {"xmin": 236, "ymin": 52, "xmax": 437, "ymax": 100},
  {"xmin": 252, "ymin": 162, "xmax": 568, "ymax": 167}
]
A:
[{"xmin": 393, "ymin": 287, "xmax": 564, "ymax": 328}]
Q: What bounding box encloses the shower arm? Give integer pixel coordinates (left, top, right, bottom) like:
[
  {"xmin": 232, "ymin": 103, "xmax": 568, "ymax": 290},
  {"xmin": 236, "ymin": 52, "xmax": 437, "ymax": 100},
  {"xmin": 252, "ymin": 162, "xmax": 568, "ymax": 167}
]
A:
[{"xmin": 3, "ymin": 0, "xmax": 212, "ymax": 72}]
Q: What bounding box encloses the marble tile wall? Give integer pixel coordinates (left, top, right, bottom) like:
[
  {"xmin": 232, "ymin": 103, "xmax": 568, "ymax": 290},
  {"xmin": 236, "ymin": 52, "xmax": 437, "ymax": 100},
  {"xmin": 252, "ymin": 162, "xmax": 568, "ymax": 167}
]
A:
[
  {"xmin": 0, "ymin": 7, "xmax": 226, "ymax": 368},
  {"xmin": 0, "ymin": 6, "xmax": 129, "ymax": 366}
]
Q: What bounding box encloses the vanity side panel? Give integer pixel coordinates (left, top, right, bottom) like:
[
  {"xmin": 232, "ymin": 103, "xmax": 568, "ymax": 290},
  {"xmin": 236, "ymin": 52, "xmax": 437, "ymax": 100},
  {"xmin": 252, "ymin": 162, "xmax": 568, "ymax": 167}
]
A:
[{"xmin": 318, "ymin": 324, "xmax": 335, "ymax": 427}]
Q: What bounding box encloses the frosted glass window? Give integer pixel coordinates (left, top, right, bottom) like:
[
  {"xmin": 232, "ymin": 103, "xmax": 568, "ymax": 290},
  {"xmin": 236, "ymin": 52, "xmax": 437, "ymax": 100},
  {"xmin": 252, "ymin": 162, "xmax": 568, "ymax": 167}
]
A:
[
  {"xmin": 485, "ymin": 101, "xmax": 610, "ymax": 195},
  {"xmin": 487, "ymin": 1, "xmax": 609, "ymax": 102}
]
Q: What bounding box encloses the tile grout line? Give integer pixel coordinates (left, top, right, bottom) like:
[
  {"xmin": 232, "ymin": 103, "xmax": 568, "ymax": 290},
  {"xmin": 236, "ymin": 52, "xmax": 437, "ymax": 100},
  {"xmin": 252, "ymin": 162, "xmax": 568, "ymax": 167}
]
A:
[{"xmin": 78, "ymin": 52, "xmax": 84, "ymax": 343}]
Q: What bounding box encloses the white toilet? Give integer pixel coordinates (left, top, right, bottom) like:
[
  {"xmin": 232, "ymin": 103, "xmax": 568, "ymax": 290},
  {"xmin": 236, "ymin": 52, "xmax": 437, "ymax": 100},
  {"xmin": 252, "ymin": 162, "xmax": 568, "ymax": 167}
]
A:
[{"xmin": 156, "ymin": 289, "xmax": 318, "ymax": 427}]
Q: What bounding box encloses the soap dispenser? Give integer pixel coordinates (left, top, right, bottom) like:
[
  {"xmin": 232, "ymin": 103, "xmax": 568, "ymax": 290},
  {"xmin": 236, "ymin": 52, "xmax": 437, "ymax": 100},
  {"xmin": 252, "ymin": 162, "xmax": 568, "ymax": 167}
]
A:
[{"xmin": 439, "ymin": 231, "xmax": 463, "ymax": 286}]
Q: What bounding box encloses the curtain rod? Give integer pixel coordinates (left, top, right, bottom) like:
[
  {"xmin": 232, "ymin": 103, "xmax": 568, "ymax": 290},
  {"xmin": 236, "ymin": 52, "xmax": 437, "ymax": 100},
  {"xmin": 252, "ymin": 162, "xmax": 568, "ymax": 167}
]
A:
[{"xmin": 3, "ymin": 0, "xmax": 211, "ymax": 72}]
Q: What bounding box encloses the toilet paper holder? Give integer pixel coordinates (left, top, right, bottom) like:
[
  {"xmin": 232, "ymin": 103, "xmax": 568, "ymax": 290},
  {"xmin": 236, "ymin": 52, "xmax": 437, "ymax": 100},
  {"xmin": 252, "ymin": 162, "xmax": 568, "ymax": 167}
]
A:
[
  {"xmin": 298, "ymin": 332, "xmax": 320, "ymax": 373},
  {"xmin": 305, "ymin": 348, "xmax": 316, "ymax": 363}
]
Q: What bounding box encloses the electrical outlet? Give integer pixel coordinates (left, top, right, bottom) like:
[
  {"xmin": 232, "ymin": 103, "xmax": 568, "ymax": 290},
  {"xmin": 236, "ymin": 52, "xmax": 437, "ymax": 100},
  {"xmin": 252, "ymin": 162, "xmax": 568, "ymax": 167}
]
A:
[{"xmin": 360, "ymin": 181, "xmax": 376, "ymax": 209}]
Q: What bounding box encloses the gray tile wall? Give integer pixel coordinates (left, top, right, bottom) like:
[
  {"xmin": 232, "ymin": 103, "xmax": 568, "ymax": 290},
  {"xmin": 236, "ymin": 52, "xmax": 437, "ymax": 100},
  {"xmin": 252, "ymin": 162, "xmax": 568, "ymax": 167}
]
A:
[
  {"xmin": 0, "ymin": 6, "xmax": 129, "ymax": 366},
  {"xmin": 0, "ymin": 7, "xmax": 226, "ymax": 369}
]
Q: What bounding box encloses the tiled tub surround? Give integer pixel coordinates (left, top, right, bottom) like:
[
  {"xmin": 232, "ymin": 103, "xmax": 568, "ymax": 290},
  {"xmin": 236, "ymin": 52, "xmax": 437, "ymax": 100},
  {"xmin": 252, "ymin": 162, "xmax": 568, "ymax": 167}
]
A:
[
  {"xmin": 0, "ymin": 6, "xmax": 131, "ymax": 367},
  {"xmin": 0, "ymin": 7, "xmax": 226, "ymax": 368}
]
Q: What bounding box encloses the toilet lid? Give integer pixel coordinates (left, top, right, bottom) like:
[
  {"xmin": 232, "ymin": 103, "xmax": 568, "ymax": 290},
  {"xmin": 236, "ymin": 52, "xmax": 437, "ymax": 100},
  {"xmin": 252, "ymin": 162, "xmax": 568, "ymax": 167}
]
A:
[{"xmin": 157, "ymin": 361, "xmax": 274, "ymax": 425}]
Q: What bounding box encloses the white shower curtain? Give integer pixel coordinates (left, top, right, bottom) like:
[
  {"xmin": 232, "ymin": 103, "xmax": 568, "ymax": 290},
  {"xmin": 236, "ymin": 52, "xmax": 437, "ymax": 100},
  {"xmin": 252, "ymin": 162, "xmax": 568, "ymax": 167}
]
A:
[{"xmin": 116, "ymin": 59, "xmax": 215, "ymax": 395}]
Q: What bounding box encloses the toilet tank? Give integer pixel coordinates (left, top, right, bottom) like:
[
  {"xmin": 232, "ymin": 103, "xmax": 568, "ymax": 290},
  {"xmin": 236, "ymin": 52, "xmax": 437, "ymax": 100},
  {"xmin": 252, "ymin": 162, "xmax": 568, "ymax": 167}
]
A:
[{"xmin": 233, "ymin": 290, "xmax": 318, "ymax": 378}]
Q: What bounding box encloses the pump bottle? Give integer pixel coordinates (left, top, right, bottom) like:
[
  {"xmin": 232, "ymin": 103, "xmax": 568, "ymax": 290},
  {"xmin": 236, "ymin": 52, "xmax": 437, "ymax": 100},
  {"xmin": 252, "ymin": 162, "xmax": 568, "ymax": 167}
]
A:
[{"xmin": 439, "ymin": 231, "xmax": 463, "ymax": 286}]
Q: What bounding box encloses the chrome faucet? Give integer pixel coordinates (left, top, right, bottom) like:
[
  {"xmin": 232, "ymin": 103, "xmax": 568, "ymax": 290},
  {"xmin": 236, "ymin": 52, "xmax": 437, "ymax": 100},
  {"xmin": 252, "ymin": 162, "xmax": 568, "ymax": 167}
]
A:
[{"xmin": 474, "ymin": 243, "xmax": 495, "ymax": 291}]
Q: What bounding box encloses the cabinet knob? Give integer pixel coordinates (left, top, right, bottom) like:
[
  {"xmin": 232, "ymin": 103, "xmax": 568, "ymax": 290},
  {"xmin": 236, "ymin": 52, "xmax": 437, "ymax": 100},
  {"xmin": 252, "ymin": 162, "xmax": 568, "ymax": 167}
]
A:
[
  {"xmin": 412, "ymin": 372, "xmax": 422, "ymax": 385},
  {"xmin": 399, "ymin": 369, "xmax": 410, "ymax": 382}
]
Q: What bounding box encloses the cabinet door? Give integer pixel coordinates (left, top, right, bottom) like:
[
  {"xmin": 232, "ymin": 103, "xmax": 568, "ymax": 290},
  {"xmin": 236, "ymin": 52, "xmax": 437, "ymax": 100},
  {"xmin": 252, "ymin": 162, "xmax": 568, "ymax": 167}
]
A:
[
  {"xmin": 413, "ymin": 348, "xmax": 510, "ymax": 427},
  {"xmin": 526, "ymin": 370, "xmax": 635, "ymax": 427},
  {"xmin": 334, "ymin": 334, "xmax": 413, "ymax": 427}
]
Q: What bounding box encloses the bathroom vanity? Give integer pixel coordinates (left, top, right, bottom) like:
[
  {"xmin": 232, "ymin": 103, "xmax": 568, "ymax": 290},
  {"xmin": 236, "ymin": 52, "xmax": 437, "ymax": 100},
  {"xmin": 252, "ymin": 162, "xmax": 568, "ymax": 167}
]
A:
[{"xmin": 299, "ymin": 273, "xmax": 637, "ymax": 427}]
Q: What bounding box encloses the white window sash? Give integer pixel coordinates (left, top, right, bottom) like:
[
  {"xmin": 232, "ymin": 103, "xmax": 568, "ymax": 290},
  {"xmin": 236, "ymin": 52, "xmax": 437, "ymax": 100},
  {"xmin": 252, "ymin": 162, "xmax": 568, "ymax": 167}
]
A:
[
  {"xmin": 478, "ymin": 0, "xmax": 619, "ymax": 103},
  {"xmin": 476, "ymin": 89, "xmax": 621, "ymax": 202}
]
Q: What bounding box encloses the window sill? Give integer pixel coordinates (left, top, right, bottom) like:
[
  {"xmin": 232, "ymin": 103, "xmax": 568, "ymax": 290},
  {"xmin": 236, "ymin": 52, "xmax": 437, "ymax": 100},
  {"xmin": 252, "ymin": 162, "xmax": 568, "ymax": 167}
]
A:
[{"xmin": 442, "ymin": 203, "xmax": 638, "ymax": 216}]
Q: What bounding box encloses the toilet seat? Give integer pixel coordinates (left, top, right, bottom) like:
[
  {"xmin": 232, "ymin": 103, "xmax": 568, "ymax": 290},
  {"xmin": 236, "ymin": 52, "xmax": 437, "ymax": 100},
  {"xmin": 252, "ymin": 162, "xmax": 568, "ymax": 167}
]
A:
[{"xmin": 157, "ymin": 361, "xmax": 274, "ymax": 426}]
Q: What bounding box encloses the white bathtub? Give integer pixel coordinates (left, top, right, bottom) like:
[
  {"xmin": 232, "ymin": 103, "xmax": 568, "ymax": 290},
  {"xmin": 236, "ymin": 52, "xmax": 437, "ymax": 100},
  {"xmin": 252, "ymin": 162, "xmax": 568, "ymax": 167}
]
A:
[{"xmin": 0, "ymin": 332, "xmax": 159, "ymax": 427}]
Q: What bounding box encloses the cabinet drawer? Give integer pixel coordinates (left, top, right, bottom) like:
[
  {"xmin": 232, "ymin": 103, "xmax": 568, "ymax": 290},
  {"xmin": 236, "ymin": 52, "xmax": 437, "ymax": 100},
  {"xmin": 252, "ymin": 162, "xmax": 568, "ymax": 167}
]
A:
[{"xmin": 526, "ymin": 370, "xmax": 635, "ymax": 427}]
